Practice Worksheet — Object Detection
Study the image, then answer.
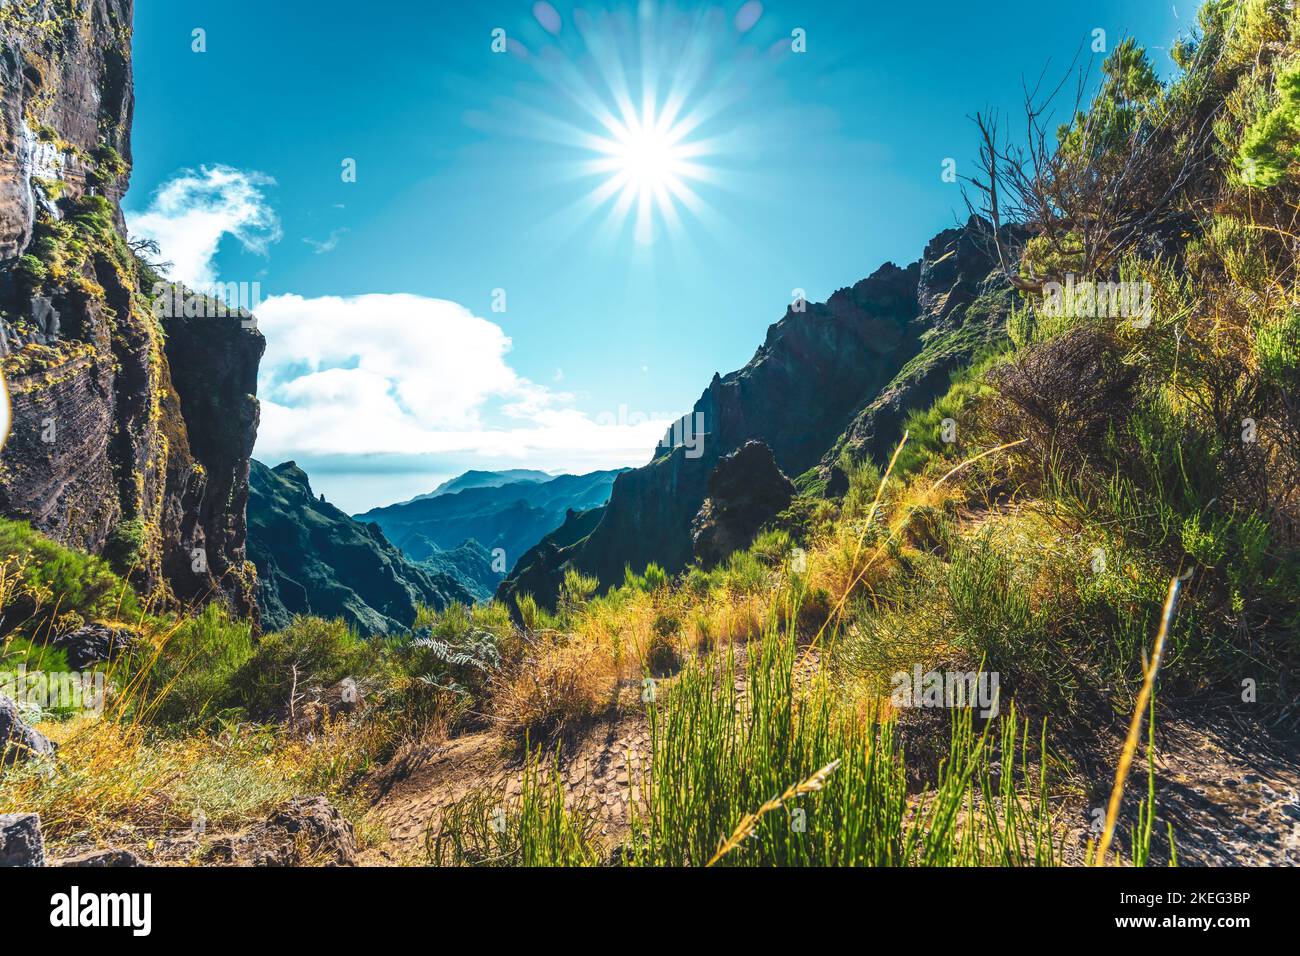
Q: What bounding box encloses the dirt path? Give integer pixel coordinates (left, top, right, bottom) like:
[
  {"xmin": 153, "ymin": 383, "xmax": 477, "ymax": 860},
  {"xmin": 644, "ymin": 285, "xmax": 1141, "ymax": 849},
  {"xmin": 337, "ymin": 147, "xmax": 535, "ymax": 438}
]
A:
[
  {"xmin": 362, "ymin": 656, "xmax": 1299, "ymax": 866},
  {"xmin": 1145, "ymin": 712, "xmax": 1300, "ymax": 865},
  {"xmin": 361, "ymin": 703, "xmax": 651, "ymax": 865}
]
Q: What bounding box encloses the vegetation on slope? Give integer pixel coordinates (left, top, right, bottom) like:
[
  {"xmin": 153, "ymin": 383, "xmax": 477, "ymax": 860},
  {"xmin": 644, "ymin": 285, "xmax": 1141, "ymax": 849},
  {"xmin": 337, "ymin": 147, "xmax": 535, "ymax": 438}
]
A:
[{"xmin": 2, "ymin": 0, "xmax": 1298, "ymax": 867}]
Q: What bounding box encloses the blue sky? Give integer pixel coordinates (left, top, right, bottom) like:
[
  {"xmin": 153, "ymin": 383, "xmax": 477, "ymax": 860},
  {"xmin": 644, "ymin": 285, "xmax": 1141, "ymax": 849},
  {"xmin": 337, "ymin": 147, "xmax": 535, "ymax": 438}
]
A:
[{"xmin": 126, "ymin": 0, "xmax": 1184, "ymax": 513}]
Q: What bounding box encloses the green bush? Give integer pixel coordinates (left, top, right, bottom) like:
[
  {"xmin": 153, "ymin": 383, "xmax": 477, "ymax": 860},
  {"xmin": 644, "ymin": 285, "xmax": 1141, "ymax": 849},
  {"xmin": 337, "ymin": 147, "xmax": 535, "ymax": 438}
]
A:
[
  {"xmin": 102, "ymin": 519, "xmax": 148, "ymax": 577},
  {"xmin": 223, "ymin": 616, "xmax": 382, "ymax": 720},
  {"xmin": 143, "ymin": 603, "xmax": 254, "ymax": 726},
  {"xmin": 0, "ymin": 520, "xmax": 141, "ymax": 635},
  {"xmin": 399, "ymin": 602, "xmax": 508, "ymax": 696}
]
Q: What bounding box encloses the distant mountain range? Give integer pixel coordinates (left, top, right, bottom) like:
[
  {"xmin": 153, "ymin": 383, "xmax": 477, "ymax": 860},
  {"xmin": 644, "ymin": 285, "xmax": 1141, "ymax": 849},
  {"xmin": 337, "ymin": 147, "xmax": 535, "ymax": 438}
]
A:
[
  {"xmin": 403, "ymin": 469, "xmax": 553, "ymax": 502},
  {"xmin": 355, "ymin": 469, "xmax": 624, "ymax": 574},
  {"xmin": 245, "ymin": 464, "xmax": 625, "ymax": 633}
]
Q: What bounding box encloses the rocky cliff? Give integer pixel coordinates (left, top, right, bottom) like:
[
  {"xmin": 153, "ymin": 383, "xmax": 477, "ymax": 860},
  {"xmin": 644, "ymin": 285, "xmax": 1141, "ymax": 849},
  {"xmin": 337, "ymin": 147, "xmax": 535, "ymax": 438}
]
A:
[
  {"xmin": 819, "ymin": 218, "xmax": 1024, "ymax": 472},
  {"xmin": 500, "ymin": 218, "xmax": 1015, "ymax": 608},
  {"xmin": 0, "ymin": 1, "xmax": 263, "ymax": 620},
  {"xmin": 248, "ymin": 460, "xmax": 476, "ymax": 635}
]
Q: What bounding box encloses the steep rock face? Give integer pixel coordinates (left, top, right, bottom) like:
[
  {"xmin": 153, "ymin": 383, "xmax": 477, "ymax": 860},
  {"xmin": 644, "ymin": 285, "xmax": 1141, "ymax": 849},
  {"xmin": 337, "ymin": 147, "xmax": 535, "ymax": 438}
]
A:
[
  {"xmin": 499, "ymin": 261, "xmax": 924, "ymax": 606},
  {"xmin": 820, "ymin": 218, "xmax": 1020, "ymax": 471},
  {"xmin": 0, "ymin": 0, "xmax": 132, "ymax": 258},
  {"xmin": 0, "ymin": 1, "xmax": 262, "ymax": 619},
  {"xmin": 499, "ymin": 218, "xmax": 1019, "ymax": 608},
  {"xmin": 248, "ymin": 460, "xmax": 476, "ymax": 635},
  {"xmin": 673, "ymin": 259, "xmax": 921, "ymax": 476},
  {"xmin": 691, "ymin": 441, "xmax": 795, "ymax": 568}
]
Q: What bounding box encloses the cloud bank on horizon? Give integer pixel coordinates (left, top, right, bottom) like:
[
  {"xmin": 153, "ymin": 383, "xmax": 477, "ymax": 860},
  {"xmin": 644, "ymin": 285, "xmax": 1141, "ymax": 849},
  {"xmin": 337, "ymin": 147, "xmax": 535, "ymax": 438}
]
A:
[{"xmin": 126, "ymin": 166, "xmax": 671, "ymax": 512}]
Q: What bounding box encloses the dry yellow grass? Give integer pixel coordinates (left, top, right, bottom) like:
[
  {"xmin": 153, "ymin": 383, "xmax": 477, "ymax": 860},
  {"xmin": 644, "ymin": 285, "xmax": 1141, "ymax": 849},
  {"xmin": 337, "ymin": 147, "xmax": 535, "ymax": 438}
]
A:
[
  {"xmin": 1091, "ymin": 575, "xmax": 1183, "ymax": 865},
  {"xmin": 0, "ymin": 711, "xmax": 383, "ymax": 856}
]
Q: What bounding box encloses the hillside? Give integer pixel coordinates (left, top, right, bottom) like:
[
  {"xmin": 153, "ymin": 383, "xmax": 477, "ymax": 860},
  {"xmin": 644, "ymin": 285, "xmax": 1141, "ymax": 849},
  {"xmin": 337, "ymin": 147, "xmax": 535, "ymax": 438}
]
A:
[
  {"xmin": 358, "ymin": 469, "xmax": 623, "ymax": 580},
  {"xmin": 247, "ymin": 460, "xmax": 476, "ymax": 634}
]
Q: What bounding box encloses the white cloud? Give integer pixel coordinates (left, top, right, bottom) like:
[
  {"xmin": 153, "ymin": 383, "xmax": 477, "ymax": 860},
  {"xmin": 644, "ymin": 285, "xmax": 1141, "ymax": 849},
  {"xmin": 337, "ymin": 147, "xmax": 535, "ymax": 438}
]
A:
[
  {"xmin": 131, "ymin": 167, "xmax": 672, "ymax": 507},
  {"xmin": 255, "ymin": 292, "xmax": 670, "ymax": 466},
  {"xmin": 303, "ymin": 229, "xmax": 346, "ymax": 255},
  {"xmin": 126, "ymin": 165, "xmax": 281, "ymax": 288}
]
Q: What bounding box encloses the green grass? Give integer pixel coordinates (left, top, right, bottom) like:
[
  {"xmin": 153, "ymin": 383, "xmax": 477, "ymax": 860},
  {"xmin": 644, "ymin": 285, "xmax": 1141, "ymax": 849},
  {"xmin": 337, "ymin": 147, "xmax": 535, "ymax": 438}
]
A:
[
  {"xmin": 0, "ymin": 519, "xmax": 142, "ymax": 634},
  {"xmin": 626, "ymin": 621, "xmax": 1057, "ymax": 866},
  {"xmin": 427, "ymin": 746, "xmax": 602, "ymax": 867},
  {"xmin": 138, "ymin": 603, "xmax": 255, "ymax": 726}
]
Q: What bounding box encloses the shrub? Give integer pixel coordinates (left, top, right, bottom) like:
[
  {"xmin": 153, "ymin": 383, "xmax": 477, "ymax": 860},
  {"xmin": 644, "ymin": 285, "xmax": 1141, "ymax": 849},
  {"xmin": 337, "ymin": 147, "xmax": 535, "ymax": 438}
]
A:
[
  {"xmin": 984, "ymin": 325, "xmax": 1138, "ymax": 474},
  {"xmin": 400, "ymin": 602, "xmax": 506, "ymax": 697},
  {"xmin": 223, "ymin": 617, "xmax": 382, "ymax": 721},
  {"xmin": 644, "ymin": 610, "xmax": 682, "ymax": 677},
  {"xmin": 141, "ymin": 603, "xmax": 254, "ymax": 726},
  {"xmin": 491, "ymin": 633, "xmax": 614, "ymax": 740},
  {"xmin": 0, "ymin": 520, "xmax": 141, "ymax": 637},
  {"xmin": 102, "ymin": 519, "xmax": 148, "ymax": 577}
]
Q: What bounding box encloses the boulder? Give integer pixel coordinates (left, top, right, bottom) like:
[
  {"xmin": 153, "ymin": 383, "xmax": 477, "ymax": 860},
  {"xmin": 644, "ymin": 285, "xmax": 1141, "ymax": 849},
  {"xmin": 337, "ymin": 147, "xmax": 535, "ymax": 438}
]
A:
[
  {"xmin": 0, "ymin": 813, "xmax": 45, "ymax": 867},
  {"xmin": 202, "ymin": 795, "xmax": 357, "ymax": 867},
  {"xmin": 52, "ymin": 622, "xmax": 140, "ymax": 670},
  {"xmin": 0, "ymin": 694, "xmax": 55, "ymax": 765},
  {"xmin": 691, "ymin": 441, "xmax": 796, "ymax": 568},
  {"xmin": 265, "ymin": 796, "xmax": 358, "ymax": 866}
]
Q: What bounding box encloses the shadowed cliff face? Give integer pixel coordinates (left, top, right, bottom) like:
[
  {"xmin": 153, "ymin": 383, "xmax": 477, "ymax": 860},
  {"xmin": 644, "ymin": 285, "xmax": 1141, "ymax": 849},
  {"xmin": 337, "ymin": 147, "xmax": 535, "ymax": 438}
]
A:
[
  {"xmin": 819, "ymin": 218, "xmax": 1023, "ymax": 472},
  {"xmin": 248, "ymin": 461, "xmax": 477, "ymax": 635},
  {"xmin": 0, "ymin": 1, "xmax": 264, "ymax": 621},
  {"xmin": 500, "ymin": 219, "xmax": 1013, "ymax": 609}
]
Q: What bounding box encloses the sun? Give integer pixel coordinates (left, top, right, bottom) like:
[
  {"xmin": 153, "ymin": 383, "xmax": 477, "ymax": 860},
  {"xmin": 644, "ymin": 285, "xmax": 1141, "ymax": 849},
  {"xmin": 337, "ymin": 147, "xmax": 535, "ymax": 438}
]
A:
[
  {"xmin": 581, "ymin": 102, "xmax": 705, "ymax": 243},
  {"xmin": 608, "ymin": 115, "xmax": 687, "ymax": 192},
  {"xmin": 503, "ymin": 2, "xmax": 778, "ymax": 246}
]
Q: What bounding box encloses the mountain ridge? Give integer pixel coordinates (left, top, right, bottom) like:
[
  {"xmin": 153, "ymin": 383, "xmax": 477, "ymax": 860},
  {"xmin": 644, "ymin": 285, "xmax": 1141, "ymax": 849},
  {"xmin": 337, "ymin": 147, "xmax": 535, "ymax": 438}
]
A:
[
  {"xmin": 404, "ymin": 468, "xmax": 553, "ymax": 503},
  {"xmin": 498, "ymin": 218, "xmax": 1018, "ymax": 608},
  {"xmin": 247, "ymin": 459, "xmax": 476, "ymax": 634},
  {"xmin": 357, "ymin": 468, "xmax": 624, "ymax": 577}
]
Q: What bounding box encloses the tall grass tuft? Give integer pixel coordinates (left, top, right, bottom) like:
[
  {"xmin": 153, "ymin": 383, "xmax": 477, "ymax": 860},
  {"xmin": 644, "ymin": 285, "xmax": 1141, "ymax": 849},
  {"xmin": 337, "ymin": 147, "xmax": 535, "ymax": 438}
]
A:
[
  {"xmin": 427, "ymin": 746, "xmax": 601, "ymax": 866},
  {"xmin": 627, "ymin": 621, "xmax": 1057, "ymax": 866}
]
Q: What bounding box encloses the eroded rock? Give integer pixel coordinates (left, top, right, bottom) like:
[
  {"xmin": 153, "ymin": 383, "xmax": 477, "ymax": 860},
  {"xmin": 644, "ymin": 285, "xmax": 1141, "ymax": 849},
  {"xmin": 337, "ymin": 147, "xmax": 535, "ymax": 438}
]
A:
[
  {"xmin": 202, "ymin": 795, "xmax": 357, "ymax": 867},
  {"xmin": 691, "ymin": 441, "xmax": 795, "ymax": 568},
  {"xmin": 0, "ymin": 813, "xmax": 45, "ymax": 867},
  {"xmin": 52, "ymin": 848, "xmax": 142, "ymax": 867},
  {"xmin": 0, "ymin": 693, "xmax": 55, "ymax": 764},
  {"xmin": 52, "ymin": 622, "xmax": 140, "ymax": 670}
]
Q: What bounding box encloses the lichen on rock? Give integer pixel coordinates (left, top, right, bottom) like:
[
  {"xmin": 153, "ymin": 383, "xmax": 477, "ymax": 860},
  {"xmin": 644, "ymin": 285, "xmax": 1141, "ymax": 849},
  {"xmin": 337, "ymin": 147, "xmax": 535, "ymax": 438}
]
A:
[{"xmin": 0, "ymin": 0, "xmax": 264, "ymax": 623}]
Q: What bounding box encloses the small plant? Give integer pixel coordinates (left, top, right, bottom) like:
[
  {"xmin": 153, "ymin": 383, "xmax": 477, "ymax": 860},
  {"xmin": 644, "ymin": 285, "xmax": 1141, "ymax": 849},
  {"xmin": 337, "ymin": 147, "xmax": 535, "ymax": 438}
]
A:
[
  {"xmin": 644, "ymin": 610, "xmax": 681, "ymax": 677},
  {"xmin": 427, "ymin": 747, "xmax": 600, "ymax": 866}
]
